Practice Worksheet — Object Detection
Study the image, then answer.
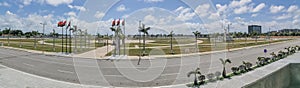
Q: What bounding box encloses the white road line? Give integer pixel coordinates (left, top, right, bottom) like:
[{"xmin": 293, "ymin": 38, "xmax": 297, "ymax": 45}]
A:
[
  {"xmin": 23, "ymin": 63, "xmax": 34, "ymax": 67},
  {"xmin": 57, "ymin": 69, "xmax": 74, "ymax": 74}
]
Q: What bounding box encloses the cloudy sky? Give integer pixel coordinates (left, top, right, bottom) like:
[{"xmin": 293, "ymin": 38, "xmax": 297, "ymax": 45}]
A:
[{"xmin": 0, "ymin": 0, "xmax": 300, "ymax": 35}]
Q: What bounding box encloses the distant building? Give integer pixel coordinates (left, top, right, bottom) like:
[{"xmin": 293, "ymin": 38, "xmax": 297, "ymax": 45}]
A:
[
  {"xmin": 248, "ymin": 25, "xmax": 262, "ymax": 34},
  {"xmin": 278, "ymin": 29, "xmax": 300, "ymax": 33}
]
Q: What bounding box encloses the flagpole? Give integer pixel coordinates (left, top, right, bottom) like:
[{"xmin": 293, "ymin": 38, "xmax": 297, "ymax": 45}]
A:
[
  {"xmin": 61, "ymin": 27, "xmax": 64, "ymax": 53},
  {"xmin": 69, "ymin": 29, "xmax": 72, "ymax": 53},
  {"xmin": 123, "ymin": 19, "xmax": 126, "ymax": 56},
  {"xmin": 65, "ymin": 26, "xmax": 68, "ymax": 54}
]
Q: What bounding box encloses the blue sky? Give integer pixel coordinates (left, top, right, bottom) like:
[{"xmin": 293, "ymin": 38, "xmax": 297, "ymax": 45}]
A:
[{"xmin": 0, "ymin": 0, "xmax": 300, "ymax": 34}]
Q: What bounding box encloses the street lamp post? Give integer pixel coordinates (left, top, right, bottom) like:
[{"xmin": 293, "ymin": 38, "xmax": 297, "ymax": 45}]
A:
[
  {"xmin": 40, "ymin": 23, "xmax": 46, "ymax": 54},
  {"xmin": 18, "ymin": 32, "xmax": 22, "ymax": 47},
  {"xmin": 53, "ymin": 29, "xmax": 56, "ymax": 51},
  {"xmin": 170, "ymin": 31, "xmax": 174, "ymax": 54},
  {"xmin": 138, "ymin": 21, "xmax": 141, "ymax": 65},
  {"xmin": 227, "ymin": 23, "xmax": 232, "ymax": 51}
]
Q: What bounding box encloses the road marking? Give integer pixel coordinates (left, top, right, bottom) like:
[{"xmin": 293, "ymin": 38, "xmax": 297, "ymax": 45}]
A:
[
  {"xmin": 23, "ymin": 63, "xmax": 34, "ymax": 67},
  {"xmin": 57, "ymin": 69, "xmax": 74, "ymax": 74}
]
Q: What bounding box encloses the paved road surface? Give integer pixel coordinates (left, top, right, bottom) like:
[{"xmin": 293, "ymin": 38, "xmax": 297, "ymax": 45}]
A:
[{"xmin": 0, "ymin": 39, "xmax": 299, "ymax": 87}]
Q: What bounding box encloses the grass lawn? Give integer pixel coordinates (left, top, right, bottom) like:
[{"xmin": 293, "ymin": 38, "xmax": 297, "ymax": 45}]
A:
[
  {"xmin": 150, "ymin": 38, "xmax": 195, "ymax": 45},
  {"xmin": 106, "ymin": 39, "xmax": 292, "ymax": 56},
  {"xmin": 0, "ymin": 38, "xmax": 95, "ymax": 53}
]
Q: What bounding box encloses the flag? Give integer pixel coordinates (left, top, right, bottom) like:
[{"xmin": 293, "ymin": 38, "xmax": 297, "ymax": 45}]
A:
[
  {"xmin": 66, "ymin": 21, "xmax": 71, "ymax": 29},
  {"xmin": 122, "ymin": 19, "xmax": 125, "ymax": 26},
  {"xmin": 116, "ymin": 19, "xmax": 120, "ymax": 26},
  {"xmin": 57, "ymin": 21, "xmax": 66, "ymax": 27},
  {"xmin": 112, "ymin": 19, "xmax": 116, "ymax": 26}
]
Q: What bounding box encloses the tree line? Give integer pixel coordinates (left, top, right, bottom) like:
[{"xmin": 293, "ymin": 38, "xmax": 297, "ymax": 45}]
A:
[{"xmin": 0, "ymin": 28, "xmax": 59, "ymax": 38}]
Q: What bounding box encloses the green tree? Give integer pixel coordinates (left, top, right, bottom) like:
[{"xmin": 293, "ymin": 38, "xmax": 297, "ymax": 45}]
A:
[
  {"xmin": 11, "ymin": 30, "xmax": 23, "ymax": 36},
  {"xmin": 25, "ymin": 32, "xmax": 32, "ymax": 39},
  {"xmin": 2, "ymin": 28, "xmax": 11, "ymax": 34}
]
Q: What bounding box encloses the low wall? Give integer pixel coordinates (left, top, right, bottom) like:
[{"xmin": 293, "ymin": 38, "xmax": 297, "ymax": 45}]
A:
[{"xmin": 245, "ymin": 63, "xmax": 300, "ymax": 88}]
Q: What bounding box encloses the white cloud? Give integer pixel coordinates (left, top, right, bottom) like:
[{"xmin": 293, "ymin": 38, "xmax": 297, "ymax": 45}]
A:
[
  {"xmin": 116, "ymin": 4, "xmax": 127, "ymax": 12},
  {"xmin": 6, "ymin": 11, "xmax": 15, "ymax": 16},
  {"xmin": 144, "ymin": 0, "xmax": 163, "ymax": 3},
  {"xmin": 287, "ymin": 5, "xmax": 298, "ymax": 13},
  {"xmin": 174, "ymin": 6, "xmax": 195, "ymax": 21},
  {"xmin": 252, "ymin": 3, "xmax": 265, "ymax": 12},
  {"xmin": 270, "ymin": 5, "xmax": 285, "ymax": 13},
  {"xmin": 0, "ymin": 2, "xmax": 11, "ymax": 7},
  {"xmin": 293, "ymin": 19, "xmax": 299, "ymax": 25},
  {"xmin": 251, "ymin": 14, "xmax": 258, "ymax": 17},
  {"xmin": 64, "ymin": 11, "xmax": 76, "ymax": 17},
  {"xmin": 144, "ymin": 15, "xmax": 157, "ymax": 24},
  {"xmin": 23, "ymin": 0, "xmax": 33, "ymax": 5},
  {"xmin": 229, "ymin": 0, "xmax": 252, "ymax": 8},
  {"xmin": 45, "ymin": 0, "xmax": 73, "ymax": 6},
  {"xmin": 274, "ymin": 14, "xmax": 292, "ymax": 20},
  {"xmin": 68, "ymin": 5, "xmax": 86, "ymax": 11},
  {"xmin": 195, "ymin": 4, "xmax": 211, "ymax": 17},
  {"xmin": 216, "ymin": 4, "xmax": 228, "ymax": 13},
  {"xmin": 208, "ymin": 13, "xmax": 220, "ymax": 20},
  {"xmin": 94, "ymin": 11, "xmax": 105, "ymax": 19},
  {"xmin": 234, "ymin": 6, "xmax": 249, "ymax": 14}
]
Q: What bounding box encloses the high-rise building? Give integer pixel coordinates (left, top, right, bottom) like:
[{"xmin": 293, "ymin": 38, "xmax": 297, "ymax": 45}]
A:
[{"xmin": 248, "ymin": 25, "xmax": 262, "ymax": 34}]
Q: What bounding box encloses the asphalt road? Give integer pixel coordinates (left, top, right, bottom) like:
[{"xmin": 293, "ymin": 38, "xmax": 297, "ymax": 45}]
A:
[{"xmin": 0, "ymin": 39, "xmax": 299, "ymax": 87}]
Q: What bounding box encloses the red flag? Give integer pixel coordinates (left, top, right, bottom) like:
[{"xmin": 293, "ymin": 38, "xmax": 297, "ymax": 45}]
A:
[
  {"xmin": 112, "ymin": 19, "xmax": 116, "ymax": 26},
  {"xmin": 122, "ymin": 19, "xmax": 125, "ymax": 26},
  {"xmin": 116, "ymin": 19, "xmax": 120, "ymax": 26},
  {"xmin": 57, "ymin": 21, "xmax": 66, "ymax": 27}
]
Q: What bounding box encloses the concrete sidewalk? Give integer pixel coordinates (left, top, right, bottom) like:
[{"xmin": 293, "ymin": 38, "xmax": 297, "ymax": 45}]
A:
[
  {"xmin": 0, "ymin": 64, "xmax": 101, "ymax": 88},
  {"xmin": 73, "ymin": 45, "xmax": 114, "ymax": 59}
]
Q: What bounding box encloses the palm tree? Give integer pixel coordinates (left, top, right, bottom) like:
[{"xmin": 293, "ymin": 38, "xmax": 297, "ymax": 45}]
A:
[
  {"xmin": 192, "ymin": 31, "xmax": 200, "ymax": 52},
  {"xmin": 219, "ymin": 58, "xmax": 231, "ymax": 78},
  {"xmin": 169, "ymin": 31, "xmax": 174, "ymax": 54},
  {"xmin": 139, "ymin": 23, "xmax": 150, "ymax": 56},
  {"xmin": 187, "ymin": 68, "xmax": 201, "ymax": 86}
]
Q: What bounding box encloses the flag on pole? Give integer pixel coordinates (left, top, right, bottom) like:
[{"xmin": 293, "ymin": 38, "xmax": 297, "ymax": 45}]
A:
[
  {"xmin": 66, "ymin": 21, "xmax": 71, "ymax": 29},
  {"xmin": 57, "ymin": 21, "xmax": 66, "ymax": 27},
  {"xmin": 122, "ymin": 19, "xmax": 125, "ymax": 26},
  {"xmin": 112, "ymin": 19, "xmax": 116, "ymax": 26},
  {"xmin": 116, "ymin": 19, "xmax": 120, "ymax": 26}
]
